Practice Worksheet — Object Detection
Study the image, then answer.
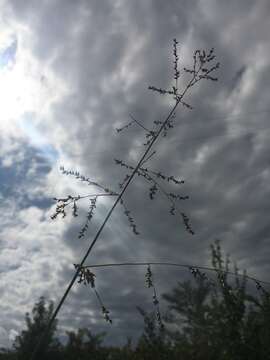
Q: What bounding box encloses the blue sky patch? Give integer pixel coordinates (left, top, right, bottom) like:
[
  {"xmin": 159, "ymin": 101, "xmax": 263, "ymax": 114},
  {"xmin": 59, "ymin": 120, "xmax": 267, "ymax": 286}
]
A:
[
  {"xmin": 0, "ymin": 37, "xmax": 17, "ymax": 68},
  {"xmin": 20, "ymin": 113, "xmax": 59, "ymax": 162}
]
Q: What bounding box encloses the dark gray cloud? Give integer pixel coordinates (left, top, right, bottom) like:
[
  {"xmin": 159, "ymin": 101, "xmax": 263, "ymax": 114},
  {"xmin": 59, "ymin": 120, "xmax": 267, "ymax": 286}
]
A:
[
  {"xmin": 231, "ymin": 65, "xmax": 247, "ymax": 91},
  {"xmin": 0, "ymin": 0, "xmax": 270, "ymax": 348}
]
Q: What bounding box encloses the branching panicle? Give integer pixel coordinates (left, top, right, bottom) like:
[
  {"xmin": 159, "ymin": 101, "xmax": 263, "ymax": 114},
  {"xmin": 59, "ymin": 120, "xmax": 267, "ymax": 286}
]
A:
[
  {"xmin": 141, "ymin": 151, "xmax": 157, "ymax": 166},
  {"xmin": 51, "ymin": 195, "xmax": 81, "ymax": 220},
  {"xmin": 145, "ymin": 265, "xmax": 153, "ymax": 288},
  {"xmin": 145, "ymin": 265, "xmax": 164, "ymax": 331},
  {"xmin": 74, "ymin": 264, "xmax": 96, "ymax": 287},
  {"xmin": 168, "ymin": 193, "xmax": 189, "ymax": 200},
  {"xmin": 58, "ymin": 162, "xmax": 140, "ymax": 237},
  {"xmin": 148, "ymin": 86, "xmax": 174, "ymax": 95},
  {"xmin": 59, "ymin": 166, "xmax": 117, "ymax": 195},
  {"xmin": 120, "ymin": 199, "xmax": 140, "ymax": 235},
  {"xmin": 74, "ymin": 264, "xmax": 112, "ymax": 324},
  {"xmin": 143, "ymin": 130, "xmax": 157, "ymax": 146},
  {"xmin": 119, "ymin": 174, "xmax": 131, "ymax": 189},
  {"xmin": 115, "ymin": 113, "xmax": 153, "ymax": 138},
  {"xmin": 94, "ymin": 289, "xmax": 112, "ymax": 324},
  {"xmin": 173, "ymin": 38, "xmax": 180, "ymax": 91},
  {"xmin": 115, "ymin": 159, "xmax": 185, "ymax": 185},
  {"xmin": 115, "ymin": 157, "xmax": 192, "ymax": 233},
  {"xmin": 102, "ymin": 305, "xmax": 112, "ymax": 324},
  {"xmin": 149, "ymin": 42, "xmax": 219, "ymax": 124},
  {"xmin": 72, "ymin": 200, "xmax": 78, "ymax": 217},
  {"xmin": 52, "ymin": 168, "xmax": 121, "ymax": 239},
  {"xmin": 78, "ymin": 196, "xmax": 98, "ymax": 239},
  {"xmin": 254, "ymin": 280, "xmax": 270, "ymax": 298},
  {"xmin": 170, "ymin": 205, "xmax": 175, "ymax": 215},
  {"xmin": 181, "ymin": 212, "xmax": 195, "ymax": 235},
  {"xmin": 189, "ymin": 266, "xmax": 208, "ymax": 281},
  {"xmin": 181, "ymin": 101, "xmax": 193, "ymax": 110},
  {"xmin": 115, "ymin": 120, "xmax": 134, "ymax": 133},
  {"xmin": 149, "ymin": 183, "xmax": 158, "ymax": 200}
]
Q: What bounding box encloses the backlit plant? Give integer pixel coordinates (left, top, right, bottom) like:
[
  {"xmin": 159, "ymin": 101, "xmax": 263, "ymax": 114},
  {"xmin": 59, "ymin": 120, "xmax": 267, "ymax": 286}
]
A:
[{"xmin": 31, "ymin": 39, "xmax": 221, "ymax": 359}]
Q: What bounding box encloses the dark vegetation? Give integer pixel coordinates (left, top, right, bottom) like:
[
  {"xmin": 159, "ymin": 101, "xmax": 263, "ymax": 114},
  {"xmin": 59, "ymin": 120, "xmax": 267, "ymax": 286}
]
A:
[{"xmin": 1, "ymin": 241, "xmax": 270, "ymax": 360}]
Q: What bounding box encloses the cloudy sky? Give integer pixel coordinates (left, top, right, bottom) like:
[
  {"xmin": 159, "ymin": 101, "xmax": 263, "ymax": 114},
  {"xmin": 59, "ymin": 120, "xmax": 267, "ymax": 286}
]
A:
[{"xmin": 0, "ymin": 0, "xmax": 270, "ymax": 348}]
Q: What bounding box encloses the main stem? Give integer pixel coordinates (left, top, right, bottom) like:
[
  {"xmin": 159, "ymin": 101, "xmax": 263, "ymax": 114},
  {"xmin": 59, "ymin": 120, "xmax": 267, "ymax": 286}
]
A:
[{"xmin": 31, "ymin": 83, "xmax": 193, "ymax": 359}]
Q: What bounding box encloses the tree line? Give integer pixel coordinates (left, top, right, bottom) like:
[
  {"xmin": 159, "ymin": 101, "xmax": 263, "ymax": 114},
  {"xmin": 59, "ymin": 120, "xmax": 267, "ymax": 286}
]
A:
[{"xmin": 1, "ymin": 241, "xmax": 270, "ymax": 360}]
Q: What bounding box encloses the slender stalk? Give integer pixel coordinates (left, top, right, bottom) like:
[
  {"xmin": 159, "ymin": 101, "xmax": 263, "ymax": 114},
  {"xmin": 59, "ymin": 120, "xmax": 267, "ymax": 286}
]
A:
[
  {"xmin": 140, "ymin": 151, "xmax": 156, "ymax": 166},
  {"xmin": 82, "ymin": 261, "xmax": 270, "ymax": 286},
  {"xmin": 129, "ymin": 113, "xmax": 152, "ymax": 133}
]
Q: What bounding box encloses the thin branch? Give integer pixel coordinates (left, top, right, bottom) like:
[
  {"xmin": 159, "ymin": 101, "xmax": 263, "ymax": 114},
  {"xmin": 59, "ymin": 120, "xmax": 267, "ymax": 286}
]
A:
[
  {"xmin": 63, "ymin": 193, "xmax": 119, "ymax": 200},
  {"xmin": 93, "ymin": 288, "xmax": 112, "ymax": 324},
  {"xmin": 82, "ymin": 261, "xmax": 270, "ymax": 286},
  {"xmin": 145, "ymin": 264, "xmax": 164, "ymax": 330},
  {"xmin": 120, "ymin": 199, "xmax": 140, "ymax": 235},
  {"xmin": 140, "ymin": 151, "xmax": 157, "ymax": 166},
  {"xmin": 137, "ymin": 168, "xmax": 193, "ymax": 233},
  {"xmin": 139, "ymin": 167, "xmax": 184, "ymax": 204},
  {"xmin": 129, "ymin": 113, "xmax": 152, "ymax": 133}
]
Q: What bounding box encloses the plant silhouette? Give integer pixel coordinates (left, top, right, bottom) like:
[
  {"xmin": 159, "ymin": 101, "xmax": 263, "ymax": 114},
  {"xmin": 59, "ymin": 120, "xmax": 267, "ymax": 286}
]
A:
[{"xmin": 31, "ymin": 39, "xmax": 220, "ymax": 359}]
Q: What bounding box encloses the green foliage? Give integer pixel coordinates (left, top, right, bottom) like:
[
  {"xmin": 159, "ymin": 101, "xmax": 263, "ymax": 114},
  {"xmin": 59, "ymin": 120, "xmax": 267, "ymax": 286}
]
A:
[
  {"xmin": 63, "ymin": 328, "xmax": 107, "ymax": 360},
  {"xmin": 162, "ymin": 240, "xmax": 270, "ymax": 359},
  {"xmin": 0, "ymin": 350, "xmax": 17, "ymax": 360},
  {"xmin": 13, "ymin": 297, "xmax": 61, "ymax": 360},
  {"xmin": 135, "ymin": 306, "xmax": 174, "ymax": 360}
]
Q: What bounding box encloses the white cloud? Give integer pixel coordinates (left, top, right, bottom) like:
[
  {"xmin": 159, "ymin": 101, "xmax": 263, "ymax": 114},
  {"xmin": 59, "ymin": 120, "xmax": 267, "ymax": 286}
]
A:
[{"xmin": 8, "ymin": 329, "xmax": 18, "ymax": 344}]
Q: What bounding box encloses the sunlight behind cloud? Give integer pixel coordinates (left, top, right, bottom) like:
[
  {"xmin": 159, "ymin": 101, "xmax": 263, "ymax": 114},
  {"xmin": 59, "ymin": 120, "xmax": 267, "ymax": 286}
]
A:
[
  {"xmin": 0, "ymin": 28, "xmax": 68, "ymax": 162},
  {"xmin": 0, "ymin": 44, "xmax": 56, "ymax": 126},
  {"xmin": 0, "ymin": 61, "xmax": 34, "ymax": 122}
]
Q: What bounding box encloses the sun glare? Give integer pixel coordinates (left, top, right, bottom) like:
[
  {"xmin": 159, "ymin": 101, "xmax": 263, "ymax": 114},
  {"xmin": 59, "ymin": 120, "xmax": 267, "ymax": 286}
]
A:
[
  {"xmin": 0, "ymin": 34, "xmax": 67, "ymax": 160},
  {"xmin": 0, "ymin": 60, "xmax": 41, "ymax": 126}
]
